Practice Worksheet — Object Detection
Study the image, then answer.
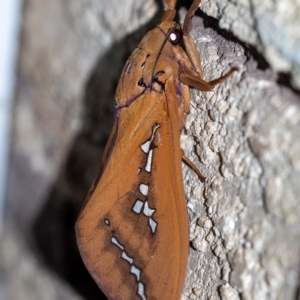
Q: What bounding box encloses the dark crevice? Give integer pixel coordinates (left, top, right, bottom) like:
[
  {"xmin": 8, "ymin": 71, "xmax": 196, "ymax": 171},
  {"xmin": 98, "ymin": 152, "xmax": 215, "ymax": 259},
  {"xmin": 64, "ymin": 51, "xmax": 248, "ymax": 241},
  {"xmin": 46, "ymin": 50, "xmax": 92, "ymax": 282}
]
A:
[
  {"xmin": 196, "ymin": 9, "xmax": 270, "ymax": 70},
  {"xmin": 248, "ymin": 0, "xmax": 264, "ymax": 55},
  {"xmin": 277, "ymin": 72, "xmax": 300, "ymax": 96},
  {"xmin": 294, "ymin": 270, "xmax": 300, "ymax": 300}
]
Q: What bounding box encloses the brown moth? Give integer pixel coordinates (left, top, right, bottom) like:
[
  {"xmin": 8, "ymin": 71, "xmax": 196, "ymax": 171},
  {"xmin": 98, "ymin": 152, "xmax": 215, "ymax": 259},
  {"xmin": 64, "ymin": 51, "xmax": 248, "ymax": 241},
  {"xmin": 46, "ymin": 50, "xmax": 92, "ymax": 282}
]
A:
[{"xmin": 76, "ymin": 0, "xmax": 237, "ymax": 299}]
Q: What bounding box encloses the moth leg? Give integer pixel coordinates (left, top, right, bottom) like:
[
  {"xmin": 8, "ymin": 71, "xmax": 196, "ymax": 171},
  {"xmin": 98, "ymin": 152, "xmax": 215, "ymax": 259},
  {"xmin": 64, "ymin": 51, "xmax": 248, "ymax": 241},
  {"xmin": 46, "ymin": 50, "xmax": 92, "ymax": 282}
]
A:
[
  {"xmin": 179, "ymin": 67, "xmax": 238, "ymax": 91},
  {"xmin": 178, "ymin": 83, "xmax": 191, "ymax": 130},
  {"xmin": 181, "ymin": 0, "xmax": 237, "ymax": 90},
  {"xmin": 164, "ymin": 0, "xmax": 176, "ymax": 10},
  {"xmin": 161, "ymin": 0, "xmax": 177, "ymax": 22},
  {"xmin": 181, "ymin": 149, "xmax": 205, "ymax": 182},
  {"xmin": 182, "ymin": 0, "xmax": 203, "ymax": 78}
]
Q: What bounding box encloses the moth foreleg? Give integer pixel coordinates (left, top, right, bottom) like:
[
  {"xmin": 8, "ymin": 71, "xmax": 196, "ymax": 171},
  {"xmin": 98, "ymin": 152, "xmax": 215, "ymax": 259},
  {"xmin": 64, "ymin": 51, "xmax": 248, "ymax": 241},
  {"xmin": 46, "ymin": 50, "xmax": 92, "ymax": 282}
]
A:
[
  {"xmin": 182, "ymin": 0, "xmax": 204, "ymax": 78},
  {"xmin": 181, "ymin": 149, "xmax": 205, "ymax": 182},
  {"xmin": 161, "ymin": 0, "xmax": 177, "ymax": 22},
  {"xmin": 180, "ymin": 0, "xmax": 237, "ymax": 90},
  {"xmin": 164, "ymin": 0, "xmax": 176, "ymax": 10},
  {"xmin": 179, "ymin": 67, "xmax": 237, "ymax": 91}
]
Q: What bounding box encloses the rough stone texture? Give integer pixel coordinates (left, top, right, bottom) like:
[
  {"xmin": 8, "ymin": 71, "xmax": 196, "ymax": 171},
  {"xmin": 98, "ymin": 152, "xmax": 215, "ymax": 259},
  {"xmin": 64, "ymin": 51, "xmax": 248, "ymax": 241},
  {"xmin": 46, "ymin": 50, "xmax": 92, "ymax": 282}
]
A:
[
  {"xmin": 4, "ymin": 0, "xmax": 300, "ymax": 299},
  {"xmin": 200, "ymin": 0, "xmax": 300, "ymax": 89},
  {"xmin": 181, "ymin": 15, "xmax": 300, "ymax": 299}
]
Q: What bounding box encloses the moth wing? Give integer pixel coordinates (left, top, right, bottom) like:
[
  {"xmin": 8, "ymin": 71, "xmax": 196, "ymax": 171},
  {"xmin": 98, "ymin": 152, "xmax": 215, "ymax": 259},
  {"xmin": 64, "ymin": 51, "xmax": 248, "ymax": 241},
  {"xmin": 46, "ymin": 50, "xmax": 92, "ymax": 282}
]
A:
[{"xmin": 76, "ymin": 91, "xmax": 188, "ymax": 300}]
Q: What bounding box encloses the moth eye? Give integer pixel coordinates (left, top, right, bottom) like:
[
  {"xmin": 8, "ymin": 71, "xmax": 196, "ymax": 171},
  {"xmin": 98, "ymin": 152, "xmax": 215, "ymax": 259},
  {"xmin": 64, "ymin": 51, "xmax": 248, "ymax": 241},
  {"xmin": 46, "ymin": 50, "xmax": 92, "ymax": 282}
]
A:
[{"xmin": 169, "ymin": 28, "xmax": 182, "ymax": 45}]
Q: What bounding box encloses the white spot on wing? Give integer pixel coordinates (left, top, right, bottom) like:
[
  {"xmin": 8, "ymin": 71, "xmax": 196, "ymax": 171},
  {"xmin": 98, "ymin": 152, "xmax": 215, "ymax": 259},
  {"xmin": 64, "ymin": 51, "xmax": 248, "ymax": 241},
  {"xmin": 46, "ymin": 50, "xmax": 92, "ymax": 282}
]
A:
[
  {"xmin": 149, "ymin": 218, "xmax": 157, "ymax": 234},
  {"xmin": 139, "ymin": 183, "xmax": 149, "ymax": 196},
  {"xmin": 111, "ymin": 237, "xmax": 147, "ymax": 299},
  {"xmin": 140, "ymin": 124, "xmax": 161, "ymax": 154},
  {"xmin": 144, "ymin": 149, "xmax": 153, "ymax": 173},
  {"xmin": 111, "ymin": 237, "xmax": 124, "ymax": 250},
  {"xmin": 141, "ymin": 140, "xmax": 151, "ymax": 153},
  {"xmin": 122, "ymin": 251, "xmax": 133, "ymax": 264},
  {"xmin": 130, "ymin": 265, "xmax": 141, "ymax": 281},
  {"xmin": 143, "ymin": 201, "xmax": 155, "ymax": 217},
  {"xmin": 153, "ymin": 123, "xmax": 160, "ymax": 132},
  {"xmin": 132, "ymin": 200, "xmax": 144, "ymax": 214},
  {"xmin": 138, "ymin": 282, "xmax": 146, "ymax": 300}
]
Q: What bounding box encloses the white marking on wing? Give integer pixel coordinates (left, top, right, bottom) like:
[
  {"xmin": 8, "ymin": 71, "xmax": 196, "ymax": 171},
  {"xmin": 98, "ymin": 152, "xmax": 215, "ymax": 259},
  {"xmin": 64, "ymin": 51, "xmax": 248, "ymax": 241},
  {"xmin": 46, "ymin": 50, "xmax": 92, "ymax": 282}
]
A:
[
  {"xmin": 149, "ymin": 218, "xmax": 157, "ymax": 234},
  {"xmin": 132, "ymin": 200, "xmax": 144, "ymax": 214},
  {"xmin": 153, "ymin": 123, "xmax": 160, "ymax": 133},
  {"xmin": 122, "ymin": 251, "xmax": 133, "ymax": 264},
  {"xmin": 141, "ymin": 140, "xmax": 151, "ymax": 154},
  {"xmin": 143, "ymin": 201, "xmax": 155, "ymax": 217},
  {"xmin": 130, "ymin": 265, "xmax": 141, "ymax": 281},
  {"xmin": 139, "ymin": 183, "xmax": 149, "ymax": 196},
  {"xmin": 138, "ymin": 282, "xmax": 147, "ymax": 300},
  {"xmin": 111, "ymin": 236, "xmax": 147, "ymax": 299},
  {"xmin": 144, "ymin": 149, "xmax": 153, "ymax": 173},
  {"xmin": 111, "ymin": 237, "xmax": 124, "ymax": 250},
  {"xmin": 140, "ymin": 124, "xmax": 160, "ymax": 154}
]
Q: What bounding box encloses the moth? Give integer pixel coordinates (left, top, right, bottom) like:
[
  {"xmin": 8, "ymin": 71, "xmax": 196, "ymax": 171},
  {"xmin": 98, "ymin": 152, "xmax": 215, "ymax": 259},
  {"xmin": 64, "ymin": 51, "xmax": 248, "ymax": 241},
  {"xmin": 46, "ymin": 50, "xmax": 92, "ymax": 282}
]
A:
[{"xmin": 76, "ymin": 0, "xmax": 236, "ymax": 299}]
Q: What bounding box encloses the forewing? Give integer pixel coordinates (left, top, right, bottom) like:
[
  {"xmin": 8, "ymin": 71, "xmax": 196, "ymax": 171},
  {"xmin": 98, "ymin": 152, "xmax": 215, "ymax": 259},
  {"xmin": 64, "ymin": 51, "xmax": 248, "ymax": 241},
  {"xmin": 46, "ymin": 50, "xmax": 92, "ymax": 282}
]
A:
[{"xmin": 76, "ymin": 90, "xmax": 189, "ymax": 300}]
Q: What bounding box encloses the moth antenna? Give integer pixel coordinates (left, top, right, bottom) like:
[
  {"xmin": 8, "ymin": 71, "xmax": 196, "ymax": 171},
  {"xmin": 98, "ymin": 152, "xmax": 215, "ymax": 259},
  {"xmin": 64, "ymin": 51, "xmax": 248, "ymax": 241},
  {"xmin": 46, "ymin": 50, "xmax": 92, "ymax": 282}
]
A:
[{"xmin": 150, "ymin": 25, "xmax": 178, "ymax": 89}]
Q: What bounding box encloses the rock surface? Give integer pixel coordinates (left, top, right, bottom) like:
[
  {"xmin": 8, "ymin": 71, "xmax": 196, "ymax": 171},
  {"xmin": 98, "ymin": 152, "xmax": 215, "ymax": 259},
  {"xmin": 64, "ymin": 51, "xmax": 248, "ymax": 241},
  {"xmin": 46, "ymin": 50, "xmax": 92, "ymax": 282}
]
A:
[{"xmin": 201, "ymin": 0, "xmax": 300, "ymax": 89}]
